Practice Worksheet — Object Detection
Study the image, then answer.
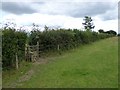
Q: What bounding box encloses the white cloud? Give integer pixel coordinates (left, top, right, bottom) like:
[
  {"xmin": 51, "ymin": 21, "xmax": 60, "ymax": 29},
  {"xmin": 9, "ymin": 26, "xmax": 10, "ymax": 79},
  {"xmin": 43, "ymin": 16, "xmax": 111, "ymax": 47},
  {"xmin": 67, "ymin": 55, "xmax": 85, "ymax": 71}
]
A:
[
  {"xmin": 30, "ymin": 2, "xmax": 116, "ymax": 18},
  {"xmin": 1, "ymin": 0, "xmax": 119, "ymax": 2},
  {"xmin": 0, "ymin": 13, "xmax": 81, "ymax": 30},
  {"xmin": 1, "ymin": 0, "xmax": 118, "ymax": 33},
  {"xmin": 0, "ymin": 13, "xmax": 118, "ymax": 33},
  {"xmin": 94, "ymin": 16, "xmax": 118, "ymax": 33}
]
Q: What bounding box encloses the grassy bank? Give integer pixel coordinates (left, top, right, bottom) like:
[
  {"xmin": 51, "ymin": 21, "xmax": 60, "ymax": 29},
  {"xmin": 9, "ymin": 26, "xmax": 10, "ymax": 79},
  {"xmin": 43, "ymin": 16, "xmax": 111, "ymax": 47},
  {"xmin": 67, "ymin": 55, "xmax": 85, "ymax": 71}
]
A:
[{"xmin": 3, "ymin": 37, "xmax": 118, "ymax": 88}]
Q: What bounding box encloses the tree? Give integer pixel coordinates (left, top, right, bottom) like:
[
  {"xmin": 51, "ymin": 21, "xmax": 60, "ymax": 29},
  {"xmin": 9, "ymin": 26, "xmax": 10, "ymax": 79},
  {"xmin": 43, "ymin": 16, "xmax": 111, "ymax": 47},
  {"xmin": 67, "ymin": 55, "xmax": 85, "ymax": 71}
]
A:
[
  {"xmin": 32, "ymin": 23, "xmax": 40, "ymax": 31},
  {"xmin": 2, "ymin": 27, "xmax": 27, "ymax": 70},
  {"xmin": 44, "ymin": 25, "xmax": 49, "ymax": 31},
  {"xmin": 105, "ymin": 30, "xmax": 117, "ymax": 36},
  {"xmin": 98, "ymin": 29, "xmax": 104, "ymax": 33},
  {"xmin": 82, "ymin": 16, "xmax": 95, "ymax": 31},
  {"xmin": 118, "ymin": 33, "xmax": 120, "ymax": 36}
]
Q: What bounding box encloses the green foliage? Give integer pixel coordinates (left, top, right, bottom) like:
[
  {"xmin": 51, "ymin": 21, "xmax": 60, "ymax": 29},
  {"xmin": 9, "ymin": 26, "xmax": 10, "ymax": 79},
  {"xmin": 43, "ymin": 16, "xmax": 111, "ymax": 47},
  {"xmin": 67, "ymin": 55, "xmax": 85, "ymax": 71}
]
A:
[
  {"xmin": 98, "ymin": 29, "xmax": 104, "ymax": 33},
  {"xmin": 3, "ymin": 37, "xmax": 118, "ymax": 88},
  {"xmin": 2, "ymin": 28, "xmax": 16, "ymax": 69},
  {"xmin": 82, "ymin": 16, "xmax": 95, "ymax": 31},
  {"xmin": 98, "ymin": 29, "xmax": 117, "ymax": 36},
  {"xmin": 15, "ymin": 30, "xmax": 27, "ymax": 61},
  {"xmin": 105, "ymin": 30, "xmax": 117, "ymax": 36},
  {"xmin": 118, "ymin": 33, "xmax": 120, "ymax": 36},
  {"xmin": 28, "ymin": 28, "xmax": 114, "ymax": 53},
  {"xmin": 2, "ymin": 25, "xmax": 115, "ymax": 70},
  {"xmin": 2, "ymin": 28, "xmax": 27, "ymax": 70}
]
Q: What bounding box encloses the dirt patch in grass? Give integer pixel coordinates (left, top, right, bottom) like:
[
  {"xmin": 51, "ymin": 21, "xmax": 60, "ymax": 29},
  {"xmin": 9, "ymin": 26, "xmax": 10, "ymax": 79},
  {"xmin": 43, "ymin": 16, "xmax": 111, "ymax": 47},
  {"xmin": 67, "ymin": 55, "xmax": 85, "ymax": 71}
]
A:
[
  {"xmin": 17, "ymin": 58, "xmax": 48, "ymax": 83},
  {"xmin": 18, "ymin": 69, "xmax": 34, "ymax": 83},
  {"xmin": 33, "ymin": 58, "xmax": 48, "ymax": 65}
]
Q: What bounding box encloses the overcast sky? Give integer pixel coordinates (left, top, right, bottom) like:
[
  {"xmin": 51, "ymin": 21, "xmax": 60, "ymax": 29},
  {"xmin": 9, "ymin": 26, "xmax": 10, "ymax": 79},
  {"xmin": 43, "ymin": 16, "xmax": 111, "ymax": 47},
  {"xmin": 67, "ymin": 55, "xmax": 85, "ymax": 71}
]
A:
[{"xmin": 0, "ymin": 0, "xmax": 119, "ymax": 33}]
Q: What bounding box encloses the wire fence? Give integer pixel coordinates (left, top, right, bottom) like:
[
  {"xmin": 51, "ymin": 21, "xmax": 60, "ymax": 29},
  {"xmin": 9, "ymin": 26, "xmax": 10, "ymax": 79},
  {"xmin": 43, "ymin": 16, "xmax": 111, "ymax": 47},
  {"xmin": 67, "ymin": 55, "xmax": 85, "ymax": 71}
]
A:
[{"xmin": 25, "ymin": 42, "xmax": 75, "ymax": 62}]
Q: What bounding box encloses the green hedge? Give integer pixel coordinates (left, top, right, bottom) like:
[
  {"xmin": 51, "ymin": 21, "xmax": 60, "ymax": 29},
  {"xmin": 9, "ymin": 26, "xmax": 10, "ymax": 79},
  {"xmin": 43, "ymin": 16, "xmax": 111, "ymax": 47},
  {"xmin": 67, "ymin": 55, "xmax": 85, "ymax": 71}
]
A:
[
  {"xmin": 2, "ymin": 28, "xmax": 27, "ymax": 70},
  {"xmin": 28, "ymin": 29, "xmax": 114, "ymax": 52},
  {"xmin": 2, "ymin": 27, "xmax": 114, "ymax": 70}
]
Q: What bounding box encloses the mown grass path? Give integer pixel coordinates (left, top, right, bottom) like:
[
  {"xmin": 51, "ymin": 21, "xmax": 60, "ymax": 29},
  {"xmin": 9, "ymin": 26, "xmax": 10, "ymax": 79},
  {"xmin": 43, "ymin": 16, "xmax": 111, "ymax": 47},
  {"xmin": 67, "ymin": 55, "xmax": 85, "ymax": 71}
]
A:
[{"xmin": 3, "ymin": 37, "xmax": 118, "ymax": 88}]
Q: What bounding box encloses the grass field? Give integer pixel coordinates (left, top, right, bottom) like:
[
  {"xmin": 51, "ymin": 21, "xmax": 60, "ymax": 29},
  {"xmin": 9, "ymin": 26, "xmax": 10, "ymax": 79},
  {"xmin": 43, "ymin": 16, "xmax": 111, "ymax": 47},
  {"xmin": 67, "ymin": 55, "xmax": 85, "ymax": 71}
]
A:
[{"xmin": 3, "ymin": 37, "xmax": 118, "ymax": 88}]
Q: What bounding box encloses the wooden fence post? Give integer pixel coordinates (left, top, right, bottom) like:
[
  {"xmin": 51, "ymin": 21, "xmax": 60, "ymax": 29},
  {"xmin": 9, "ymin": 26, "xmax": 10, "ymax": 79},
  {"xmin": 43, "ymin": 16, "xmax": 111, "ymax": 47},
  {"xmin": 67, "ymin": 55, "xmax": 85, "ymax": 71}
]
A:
[
  {"xmin": 28, "ymin": 45, "xmax": 31, "ymax": 62},
  {"xmin": 57, "ymin": 44, "xmax": 59, "ymax": 51},
  {"xmin": 25, "ymin": 44, "xmax": 27, "ymax": 61},
  {"xmin": 37, "ymin": 41, "xmax": 39, "ymax": 59},
  {"xmin": 57, "ymin": 44, "xmax": 61, "ymax": 55},
  {"xmin": 16, "ymin": 53, "xmax": 18, "ymax": 69}
]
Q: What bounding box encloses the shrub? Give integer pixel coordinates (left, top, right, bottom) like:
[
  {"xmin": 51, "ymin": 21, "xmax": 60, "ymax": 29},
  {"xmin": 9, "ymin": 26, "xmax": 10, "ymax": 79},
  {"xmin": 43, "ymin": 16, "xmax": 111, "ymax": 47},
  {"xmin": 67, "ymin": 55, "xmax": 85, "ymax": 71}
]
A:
[{"xmin": 2, "ymin": 28, "xmax": 27, "ymax": 70}]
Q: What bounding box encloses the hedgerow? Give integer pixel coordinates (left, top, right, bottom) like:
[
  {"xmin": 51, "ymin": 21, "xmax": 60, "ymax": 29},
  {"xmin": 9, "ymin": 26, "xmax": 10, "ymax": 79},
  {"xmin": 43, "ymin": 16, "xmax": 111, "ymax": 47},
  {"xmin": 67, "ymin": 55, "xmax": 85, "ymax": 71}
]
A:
[
  {"xmin": 2, "ymin": 28, "xmax": 27, "ymax": 70},
  {"xmin": 2, "ymin": 26, "xmax": 115, "ymax": 70},
  {"xmin": 28, "ymin": 28, "xmax": 114, "ymax": 52}
]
